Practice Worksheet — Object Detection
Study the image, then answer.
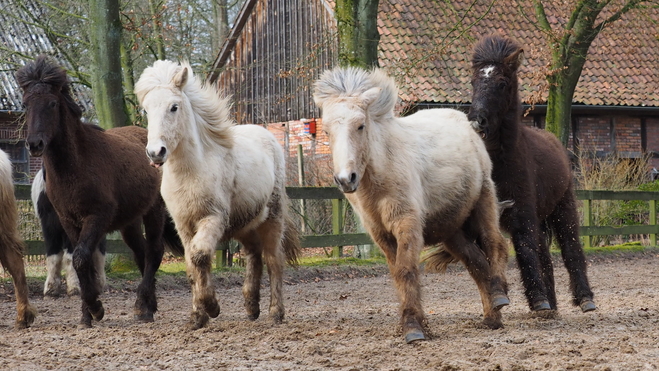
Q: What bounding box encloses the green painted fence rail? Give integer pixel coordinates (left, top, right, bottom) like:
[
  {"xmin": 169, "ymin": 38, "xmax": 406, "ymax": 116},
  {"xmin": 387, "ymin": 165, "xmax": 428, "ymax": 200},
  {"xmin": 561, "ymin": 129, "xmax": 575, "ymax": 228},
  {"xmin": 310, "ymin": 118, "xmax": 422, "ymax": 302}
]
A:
[{"xmin": 15, "ymin": 186, "xmax": 659, "ymax": 256}]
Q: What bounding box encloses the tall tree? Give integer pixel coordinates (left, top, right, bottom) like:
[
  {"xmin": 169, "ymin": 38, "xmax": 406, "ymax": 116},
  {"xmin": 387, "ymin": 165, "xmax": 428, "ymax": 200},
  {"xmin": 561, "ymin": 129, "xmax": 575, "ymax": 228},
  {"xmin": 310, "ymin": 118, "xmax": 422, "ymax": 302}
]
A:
[
  {"xmin": 89, "ymin": 0, "xmax": 130, "ymax": 128},
  {"xmin": 527, "ymin": 0, "xmax": 651, "ymax": 146},
  {"xmin": 336, "ymin": 0, "xmax": 381, "ymax": 68}
]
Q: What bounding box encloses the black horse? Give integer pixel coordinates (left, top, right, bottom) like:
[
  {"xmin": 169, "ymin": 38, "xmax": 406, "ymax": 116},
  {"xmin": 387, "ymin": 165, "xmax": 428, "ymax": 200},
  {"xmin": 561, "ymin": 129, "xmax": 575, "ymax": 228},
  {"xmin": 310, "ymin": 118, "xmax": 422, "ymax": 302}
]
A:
[
  {"xmin": 32, "ymin": 167, "xmax": 106, "ymax": 297},
  {"xmin": 17, "ymin": 56, "xmax": 184, "ymax": 327},
  {"xmin": 468, "ymin": 34, "xmax": 596, "ymax": 313}
]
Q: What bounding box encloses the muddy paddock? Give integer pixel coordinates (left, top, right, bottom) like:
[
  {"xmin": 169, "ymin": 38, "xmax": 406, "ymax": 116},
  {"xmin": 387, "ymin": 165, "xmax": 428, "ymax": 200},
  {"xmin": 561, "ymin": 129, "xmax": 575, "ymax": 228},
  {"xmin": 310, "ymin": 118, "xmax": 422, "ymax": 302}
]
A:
[{"xmin": 0, "ymin": 251, "xmax": 658, "ymax": 370}]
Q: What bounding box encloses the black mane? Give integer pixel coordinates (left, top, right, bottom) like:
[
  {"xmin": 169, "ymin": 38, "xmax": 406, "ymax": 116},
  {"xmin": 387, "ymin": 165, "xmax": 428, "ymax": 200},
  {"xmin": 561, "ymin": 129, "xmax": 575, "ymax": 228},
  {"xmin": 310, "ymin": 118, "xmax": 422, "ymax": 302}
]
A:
[
  {"xmin": 472, "ymin": 34, "xmax": 521, "ymax": 68},
  {"xmin": 15, "ymin": 55, "xmax": 83, "ymax": 119}
]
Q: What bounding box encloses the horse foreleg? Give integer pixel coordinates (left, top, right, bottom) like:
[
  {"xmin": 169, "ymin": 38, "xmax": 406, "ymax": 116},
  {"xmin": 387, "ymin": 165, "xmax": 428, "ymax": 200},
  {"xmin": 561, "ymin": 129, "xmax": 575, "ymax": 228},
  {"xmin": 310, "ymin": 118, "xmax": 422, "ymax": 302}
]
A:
[
  {"xmin": 509, "ymin": 217, "xmax": 551, "ymax": 311},
  {"xmin": 44, "ymin": 250, "xmax": 64, "ymax": 296},
  {"xmin": 256, "ymin": 219, "xmax": 286, "ymax": 323},
  {"xmin": 0, "ymin": 240, "xmax": 37, "ymax": 329},
  {"xmin": 388, "ymin": 218, "xmax": 426, "ymax": 343},
  {"xmin": 69, "ymin": 221, "xmax": 106, "ymax": 328},
  {"xmin": 537, "ymin": 229, "xmax": 557, "ymax": 310},
  {"xmin": 185, "ymin": 216, "xmax": 223, "ymax": 330},
  {"xmin": 549, "ymin": 194, "xmax": 596, "ymax": 312}
]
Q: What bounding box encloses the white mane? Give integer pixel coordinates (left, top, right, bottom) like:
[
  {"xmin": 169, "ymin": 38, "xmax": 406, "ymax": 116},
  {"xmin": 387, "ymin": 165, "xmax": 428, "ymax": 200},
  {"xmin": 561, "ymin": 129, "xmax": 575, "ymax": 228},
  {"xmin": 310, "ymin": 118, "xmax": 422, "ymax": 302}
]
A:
[
  {"xmin": 313, "ymin": 67, "xmax": 398, "ymax": 121},
  {"xmin": 135, "ymin": 60, "xmax": 234, "ymax": 149}
]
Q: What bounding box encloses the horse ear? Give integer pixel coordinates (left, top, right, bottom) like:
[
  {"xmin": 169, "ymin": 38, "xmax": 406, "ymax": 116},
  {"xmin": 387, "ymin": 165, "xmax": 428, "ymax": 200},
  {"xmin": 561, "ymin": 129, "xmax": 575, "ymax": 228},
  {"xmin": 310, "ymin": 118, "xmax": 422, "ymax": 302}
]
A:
[
  {"xmin": 504, "ymin": 48, "xmax": 524, "ymax": 70},
  {"xmin": 172, "ymin": 67, "xmax": 189, "ymax": 88},
  {"xmin": 360, "ymin": 87, "xmax": 382, "ymax": 107}
]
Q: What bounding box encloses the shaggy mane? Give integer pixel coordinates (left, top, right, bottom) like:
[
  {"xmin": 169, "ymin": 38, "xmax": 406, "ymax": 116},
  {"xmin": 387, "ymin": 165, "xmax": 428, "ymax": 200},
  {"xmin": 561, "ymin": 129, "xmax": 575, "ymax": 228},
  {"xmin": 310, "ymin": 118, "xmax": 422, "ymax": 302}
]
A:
[
  {"xmin": 135, "ymin": 60, "xmax": 233, "ymax": 148},
  {"xmin": 15, "ymin": 55, "xmax": 83, "ymax": 119},
  {"xmin": 471, "ymin": 34, "xmax": 521, "ymax": 69},
  {"xmin": 313, "ymin": 67, "xmax": 398, "ymax": 120}
]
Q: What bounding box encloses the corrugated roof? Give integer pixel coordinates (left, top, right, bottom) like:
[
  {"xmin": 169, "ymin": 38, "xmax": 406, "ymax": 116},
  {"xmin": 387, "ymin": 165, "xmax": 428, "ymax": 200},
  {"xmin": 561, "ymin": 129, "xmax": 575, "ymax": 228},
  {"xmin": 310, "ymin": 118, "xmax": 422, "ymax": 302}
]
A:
[
  {"xmin": 378, "ymin": 0, "xmax": 659, "ymax": 107},
  {"xmin": 0, "ymin": 0, "xmax": 93, "ymax": 113}
]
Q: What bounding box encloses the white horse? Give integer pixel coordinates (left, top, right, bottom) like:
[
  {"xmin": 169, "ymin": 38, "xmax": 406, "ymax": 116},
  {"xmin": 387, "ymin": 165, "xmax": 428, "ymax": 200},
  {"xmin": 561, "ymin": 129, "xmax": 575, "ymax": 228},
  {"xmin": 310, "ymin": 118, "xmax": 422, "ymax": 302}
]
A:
[
  {"xmin": 314, "ymin": 67, "xmax": 510, "ymax": 343},
  {"xmin": 135, "ymin": 60, "xmax": 300, "ymax": 330}
]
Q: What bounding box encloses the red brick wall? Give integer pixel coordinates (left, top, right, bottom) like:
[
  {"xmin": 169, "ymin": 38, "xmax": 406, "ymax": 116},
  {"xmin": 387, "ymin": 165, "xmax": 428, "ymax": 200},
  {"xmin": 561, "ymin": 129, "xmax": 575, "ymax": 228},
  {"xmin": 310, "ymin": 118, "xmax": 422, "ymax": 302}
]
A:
[
  {"xmin": 576, "ymin": 117, "xmax": 611, "ymax": 153},
  {"xmin": 614, "ymin": 117, "xmax": 642, "ymax": 155}
]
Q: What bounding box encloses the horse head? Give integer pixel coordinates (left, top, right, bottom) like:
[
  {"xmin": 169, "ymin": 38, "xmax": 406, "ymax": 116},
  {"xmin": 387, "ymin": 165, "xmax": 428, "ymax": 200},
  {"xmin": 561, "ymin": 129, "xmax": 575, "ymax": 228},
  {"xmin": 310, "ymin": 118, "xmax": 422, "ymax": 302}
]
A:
[
  {"xmin": 468, "ymin": 35, "xmax": 524, "ymax": 141},
  {"xmin": 314, "ymin": 68, "xmax": 395, "ymax": 194},
  {"xmin": 16, "ymin": 55, "xmax": 82, "ymax": 157},
  {"xmin": 136, "ymin": 61, "xmax": 192, "ymax": 168}
]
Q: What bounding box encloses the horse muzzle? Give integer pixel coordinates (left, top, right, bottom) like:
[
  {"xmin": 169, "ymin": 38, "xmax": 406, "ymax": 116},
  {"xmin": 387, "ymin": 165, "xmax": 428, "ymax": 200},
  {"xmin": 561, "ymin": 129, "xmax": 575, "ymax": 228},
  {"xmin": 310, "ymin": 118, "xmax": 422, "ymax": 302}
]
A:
[
  {"xmin": 26, "ymin": 138, "xmax": 45, "ymax": 157},
  {"xmin": 145, "ymin": 146, "xmax": 168, "ymax": 168},
  {"xmin": 334, "ymin": 172, "xmax": 359, "ymax": 194}
]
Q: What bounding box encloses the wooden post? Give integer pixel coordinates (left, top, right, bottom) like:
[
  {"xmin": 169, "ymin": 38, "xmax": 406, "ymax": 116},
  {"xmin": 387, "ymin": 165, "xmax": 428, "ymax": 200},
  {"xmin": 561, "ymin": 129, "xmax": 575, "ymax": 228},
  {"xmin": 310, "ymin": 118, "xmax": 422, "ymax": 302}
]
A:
[
  {"xmin": 332, "ymin": 198, "xmax": 344, "ymax": 257},
  {"xmin": 650, "ymin": 199, "xmax": 657, "ymax": 247},
  {"xmin": 582, "ymin": 198, "xmax": 592, "ymax": 249},
  {"xmin": 297, "ymin": 145, "xmax": 306, "ymax": 233}
]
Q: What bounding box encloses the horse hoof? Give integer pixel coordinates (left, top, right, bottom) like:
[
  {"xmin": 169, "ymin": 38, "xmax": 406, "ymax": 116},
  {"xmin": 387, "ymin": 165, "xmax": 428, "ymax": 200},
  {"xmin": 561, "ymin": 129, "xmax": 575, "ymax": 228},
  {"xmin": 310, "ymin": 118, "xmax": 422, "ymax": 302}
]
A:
[
  {"xmin": 580, "ymin": 299, "xmax": 597, "ymax": 312},
  {"xmin": 134, "ymin": 313, "xmax": 155, "ymax": 323},
  {"xmin": 491, "ymin": 294, "xmax": 510, "ymax": 310},
  {"xmin": 532, "ymin": 300, "xmax": 551, "ymax": 311},
  {"xmin": 78, "ymin": 321, "xmax": 92, "ymax": 329},
  {"xmin": 90, "ymin": 303, "xmax": 105, "ymax": 321},
  {"xmin": 186, "ymin": 312, "xmax": 209, "ymax": 331},
  {"xmin": 404, "ymin": 329, "xmax": 426, "ymax": 344},
  {"xmin": 67, "ymin": 288, "xmax": 80, "ymax": 296},
  {"xmin": 201, "ymin": 297, "xmax": 220, "ymax": 318}
]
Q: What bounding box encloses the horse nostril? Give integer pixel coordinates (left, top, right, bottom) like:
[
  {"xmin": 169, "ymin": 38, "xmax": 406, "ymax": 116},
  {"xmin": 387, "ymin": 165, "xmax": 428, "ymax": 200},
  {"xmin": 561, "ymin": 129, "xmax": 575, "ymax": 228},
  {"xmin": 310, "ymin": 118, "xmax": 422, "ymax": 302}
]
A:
[
  {"xmin": 350, "ymin": 172, "xmax": 357, "ymax": 184},
  {"xmin": 158, "ymin": 146, "xmax": 167, "ymax": 158},
  {"xmin": 478, "ymin": 116, "xmax": 488, "ymax": 127}
]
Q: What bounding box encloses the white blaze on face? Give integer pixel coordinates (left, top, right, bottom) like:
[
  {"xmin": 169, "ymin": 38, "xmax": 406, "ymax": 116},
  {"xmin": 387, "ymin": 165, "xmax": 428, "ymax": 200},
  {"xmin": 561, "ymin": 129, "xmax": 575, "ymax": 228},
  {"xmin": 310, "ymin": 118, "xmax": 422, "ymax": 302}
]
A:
[
  {"xmin": 481, "ymin": 65, "xmax": 495, "ymax": 79},
  {"xmin": 330, "ymin": 123, "xmax": 356, "ymax": 181}
]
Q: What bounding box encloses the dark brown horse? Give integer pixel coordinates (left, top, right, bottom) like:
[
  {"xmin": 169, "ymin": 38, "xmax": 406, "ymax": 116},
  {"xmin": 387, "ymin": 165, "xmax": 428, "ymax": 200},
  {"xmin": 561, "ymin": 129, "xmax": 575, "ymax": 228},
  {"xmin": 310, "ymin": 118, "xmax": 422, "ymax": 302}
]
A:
[
  {"xmin": 468, "ymin": 35, "xmax": 596, "ymax": 313},
  {"xmin": 16, "ymin": 55, "xmax": 183, "ymax": 327}
]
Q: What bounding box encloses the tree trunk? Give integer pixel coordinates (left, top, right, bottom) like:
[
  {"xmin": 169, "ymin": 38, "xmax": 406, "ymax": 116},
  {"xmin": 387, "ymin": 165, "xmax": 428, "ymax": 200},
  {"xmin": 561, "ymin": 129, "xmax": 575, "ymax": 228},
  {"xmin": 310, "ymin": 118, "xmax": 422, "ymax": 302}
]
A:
[
  {"xmin": 89, "ymin": 0, "xmax": 129, "ymax": 128},
  {"xmin": 213, "ymin": 0, "xmax": 230, "ymax": 50},
  {"xmin": 149, "ymin": 0, "xmax": 166, "ymax": 60},
  {"xmin": 336, "ymin": 0, "xmax": 380, "ymax": 68},
  {"xmin": 121, "ymin": 42, "xmax": 137, "ymax": 124}
]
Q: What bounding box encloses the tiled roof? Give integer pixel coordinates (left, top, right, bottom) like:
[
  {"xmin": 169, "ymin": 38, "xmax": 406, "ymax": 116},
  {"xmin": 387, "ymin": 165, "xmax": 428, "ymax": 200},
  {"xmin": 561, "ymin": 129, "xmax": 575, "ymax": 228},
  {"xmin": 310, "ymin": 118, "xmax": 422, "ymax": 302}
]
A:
[
  {"xmin": 0, "ymin": 0, "xmax": 93, "ymax": 113},
  {"xmin": 378, "ymin": 0, "xmax": 659, "ymax": 107}
]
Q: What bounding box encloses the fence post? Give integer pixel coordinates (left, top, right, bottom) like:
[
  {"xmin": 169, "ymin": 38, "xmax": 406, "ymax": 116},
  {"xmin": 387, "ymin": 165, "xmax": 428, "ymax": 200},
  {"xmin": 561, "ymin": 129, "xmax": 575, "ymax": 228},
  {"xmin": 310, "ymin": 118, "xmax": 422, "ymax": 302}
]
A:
[
  {"xmin": 582, "ymin": 198, "xmax": 592, "ymax": 249},
  {"xmin": 650, "ymin": 199, "xmax": 657, "ymax": 247},
  {"xmin": 297, "ymin": 145, "xmax": 307, "ymax": 233},
  {"xmin": 332, "ymin": 198, "xmax": 344, "ymax": 257}
]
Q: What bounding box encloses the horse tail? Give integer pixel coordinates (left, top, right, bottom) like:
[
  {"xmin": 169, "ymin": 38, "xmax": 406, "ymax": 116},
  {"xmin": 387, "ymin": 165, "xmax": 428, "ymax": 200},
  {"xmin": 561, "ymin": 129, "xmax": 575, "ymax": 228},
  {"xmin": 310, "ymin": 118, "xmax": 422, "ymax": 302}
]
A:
[
  {"xmin": 282, "ymin": 211, "xmax": 301, "ymax": 267},
  {"xmin": 162, "ymin": 213, "xmax": 185, "ymax": 257},
  {"xmin": 0, "ymin": 151, "xmax": 25, "ymax": 258},
  {"xmin": 422, "ymin": 244, "xmax": 458, "ymax": 273}
]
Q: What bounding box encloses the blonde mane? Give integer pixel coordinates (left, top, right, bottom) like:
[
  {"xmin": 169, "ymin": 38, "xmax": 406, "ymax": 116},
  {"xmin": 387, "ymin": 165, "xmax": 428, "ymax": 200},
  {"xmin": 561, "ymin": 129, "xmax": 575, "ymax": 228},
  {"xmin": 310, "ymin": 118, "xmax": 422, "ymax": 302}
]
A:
[
  {"xmin": 135, "ymin": 60, "xmax": 234, "ymax": 149},
  {"xmin": 313, "ymin": 67, "xmax": 398, "ymax": 121}
]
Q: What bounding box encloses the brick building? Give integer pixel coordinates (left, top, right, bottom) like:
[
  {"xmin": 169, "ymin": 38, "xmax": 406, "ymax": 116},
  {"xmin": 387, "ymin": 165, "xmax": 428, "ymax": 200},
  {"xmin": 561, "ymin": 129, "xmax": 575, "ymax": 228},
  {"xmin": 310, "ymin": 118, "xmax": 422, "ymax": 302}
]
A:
[{"xmin": 208, "ymin": 0, "xmax": 659, "ymax": 180}]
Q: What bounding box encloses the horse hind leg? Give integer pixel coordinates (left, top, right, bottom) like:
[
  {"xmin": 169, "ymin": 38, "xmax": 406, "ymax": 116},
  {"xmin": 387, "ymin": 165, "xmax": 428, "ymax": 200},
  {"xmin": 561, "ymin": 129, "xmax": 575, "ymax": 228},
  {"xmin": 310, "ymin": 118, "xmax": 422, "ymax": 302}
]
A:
[
  {"xmin": 44, "ymin": 250, "xmax": 64, "ymax": 297},
  {"xmin": 236, "ymin": 231, "xmax": 264, "ymax": 321},
  {"xmin": 537, "ymin": 226, "xmax": 557, "ymax": 310},
  {"xmin": 0, "ymin": 237, "xmax": 37, "ymax": 329},
  {"xmin": 549, "ymin": 194, "xmax": 596, "ymax": 312},
  {"xmin": 443, "ymin": 230, "xmax": 505, "ymax": 329},
  {"xmin": 256, "ymin": 218, "xmax": 288, "ymax": 323}
]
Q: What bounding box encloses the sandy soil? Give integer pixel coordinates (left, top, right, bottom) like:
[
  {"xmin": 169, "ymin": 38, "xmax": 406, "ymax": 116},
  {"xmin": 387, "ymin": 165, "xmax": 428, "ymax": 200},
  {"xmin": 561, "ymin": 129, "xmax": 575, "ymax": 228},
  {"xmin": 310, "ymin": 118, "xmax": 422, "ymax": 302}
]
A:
[{"xmin": 0, "ymin": 251, "xmax": 658, "ymax": 371}]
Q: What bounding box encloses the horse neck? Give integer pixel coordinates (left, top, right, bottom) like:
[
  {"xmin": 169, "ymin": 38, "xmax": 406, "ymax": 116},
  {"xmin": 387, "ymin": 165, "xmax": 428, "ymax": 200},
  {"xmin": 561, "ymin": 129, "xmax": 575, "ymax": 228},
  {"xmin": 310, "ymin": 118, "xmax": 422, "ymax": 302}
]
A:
[
  {"xmin": 43, "ymin": 117, "xmax": 85, "ymax": 174},
  {"xmin": 487, "ymin": 93, "xmax": 522, "ymax": 157},
  {"xmin": 166, "ymin": 118, "xmax": 231, "ymax": 177}
]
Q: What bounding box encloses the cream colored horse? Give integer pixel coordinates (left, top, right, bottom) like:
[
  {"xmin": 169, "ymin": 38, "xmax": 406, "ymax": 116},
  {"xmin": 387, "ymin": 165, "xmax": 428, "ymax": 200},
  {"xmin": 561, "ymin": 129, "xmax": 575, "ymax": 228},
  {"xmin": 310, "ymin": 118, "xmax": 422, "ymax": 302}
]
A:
[
  {"xmin": 314, "ymin": 67, "xmax": 510, "ymax": 343},
  {"xmin": 136, "ymin": 60, "xmax": 300, "ymax": 330}
]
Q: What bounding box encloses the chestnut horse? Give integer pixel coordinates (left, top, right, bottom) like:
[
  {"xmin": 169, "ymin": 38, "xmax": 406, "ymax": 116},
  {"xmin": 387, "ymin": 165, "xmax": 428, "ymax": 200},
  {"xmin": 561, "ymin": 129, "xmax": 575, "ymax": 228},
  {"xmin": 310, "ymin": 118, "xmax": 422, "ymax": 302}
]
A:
[
  {"xmin": 17, "ymin": 56, "xmax": 184, "ymax": 328},
  {"xmin": 468, "ymin": 34, "xmax": 596, "ymax": 312},
  {"xmin": 314, "ymin": 67, "xmax": 510, "ymax": 343},
  {"xmin": 0, "ymin": 149, "xmax": 37, "ymax": 328}
]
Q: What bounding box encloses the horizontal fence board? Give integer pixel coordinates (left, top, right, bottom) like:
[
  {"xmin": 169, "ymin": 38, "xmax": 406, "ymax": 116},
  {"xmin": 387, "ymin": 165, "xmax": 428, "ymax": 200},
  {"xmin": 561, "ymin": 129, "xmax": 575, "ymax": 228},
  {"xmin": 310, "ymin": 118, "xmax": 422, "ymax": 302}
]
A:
[
  {"xmin": 300, "ymin": 233, "xmax": 373, "ymax": 248},
  {"xmin": 576, "ymin": 190, "xmax": 659, "ymax": 201},
  {"xmin": 286, "ymin": 186, "xmax": 344, "ymax": 200},
  {"xmin": 580, "ymin": 225, "xmax": 659, "ymax": 236}
]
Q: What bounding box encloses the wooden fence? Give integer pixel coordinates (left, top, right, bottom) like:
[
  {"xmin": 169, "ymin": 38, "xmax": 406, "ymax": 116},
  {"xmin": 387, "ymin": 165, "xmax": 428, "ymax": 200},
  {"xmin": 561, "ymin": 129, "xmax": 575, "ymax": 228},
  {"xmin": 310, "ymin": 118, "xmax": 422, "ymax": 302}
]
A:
[{"xmin": 14, "ymin": 185, "xmax": 659, "ymax": 257}]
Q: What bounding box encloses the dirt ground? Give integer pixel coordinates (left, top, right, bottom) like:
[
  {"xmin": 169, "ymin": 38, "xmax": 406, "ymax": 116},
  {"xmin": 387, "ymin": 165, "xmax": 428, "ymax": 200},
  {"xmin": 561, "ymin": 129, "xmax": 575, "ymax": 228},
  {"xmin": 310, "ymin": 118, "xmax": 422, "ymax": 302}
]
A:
[{"xmin": 0, "ymin": 250, "xmax": 657, "ymax": 371}]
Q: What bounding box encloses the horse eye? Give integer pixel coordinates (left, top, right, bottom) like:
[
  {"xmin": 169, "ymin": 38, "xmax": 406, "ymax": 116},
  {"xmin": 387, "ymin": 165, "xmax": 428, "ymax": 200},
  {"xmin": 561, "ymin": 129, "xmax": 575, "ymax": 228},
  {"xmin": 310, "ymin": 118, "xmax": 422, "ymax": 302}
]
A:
[
  {"xmin": 170, "ymin": 104, "xmax": 178, "ymax": 112},
  {"xmin": 498, "ymin": 82, "xmax": 507, "ymax": 90},
  {"xmin": 358, "ymin": 124, "xmax": 365, "ymax": 131},
  {"xmin": 49, "ymin": 100, "xmax": 58, "ymax": 109}
]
